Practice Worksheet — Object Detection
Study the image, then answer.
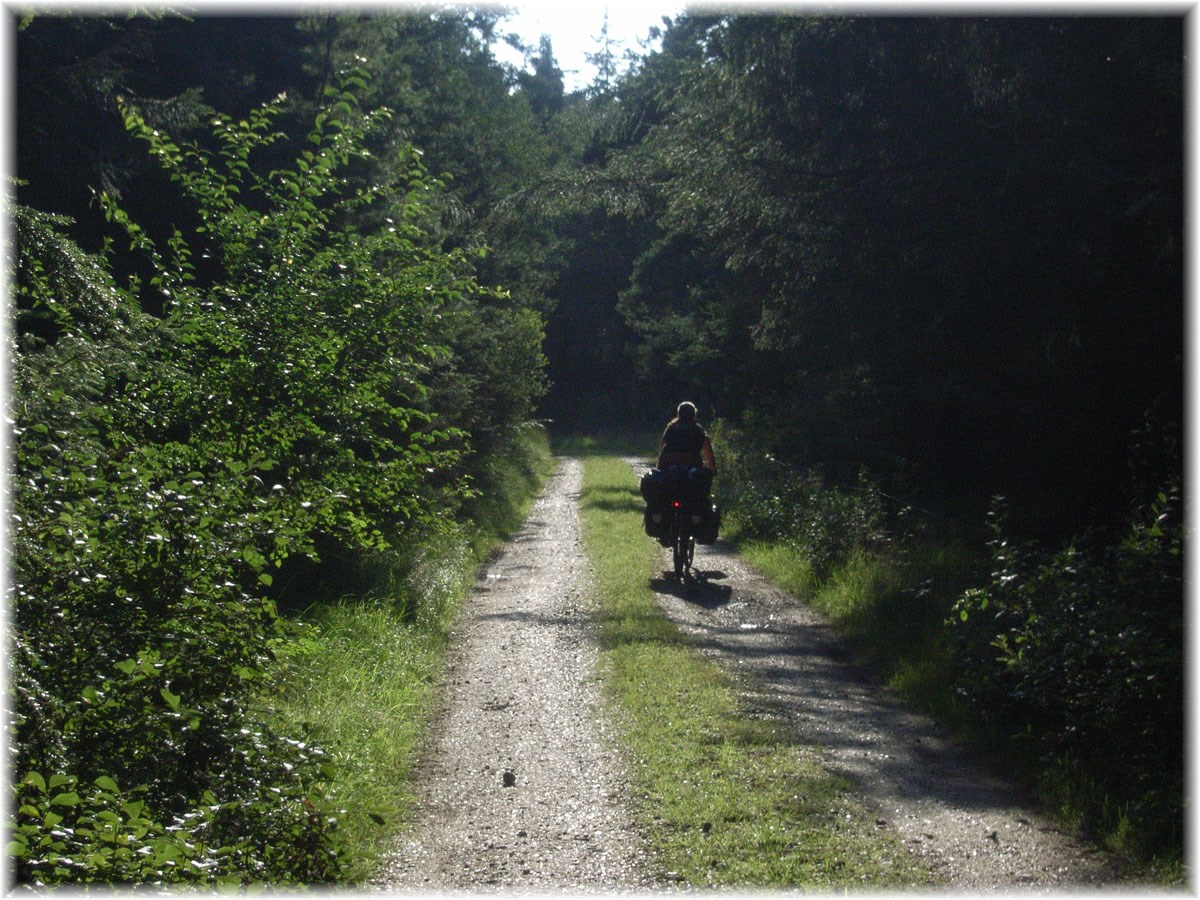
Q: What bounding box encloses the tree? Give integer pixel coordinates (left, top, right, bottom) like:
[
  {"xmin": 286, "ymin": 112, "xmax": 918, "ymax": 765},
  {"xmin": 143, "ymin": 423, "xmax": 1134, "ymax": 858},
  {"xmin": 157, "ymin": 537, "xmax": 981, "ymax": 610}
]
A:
[
  {"xmin": 600, "ymin": 15, "xmax": 1183, "ymax": 529},
  {"xmin": 517, "ymin": 35, "xmax": 566, "ymax": 122},
  {"xmin": 586, "ymin": 10, "xmax": 621, "ymax": 96},
  {"xmin": 16, "ymin": 7, "xmax": 559, "ymax": 521},
  {"xmin": 302, "ymin": 11, "xmax": 557, "ymax": 459}
]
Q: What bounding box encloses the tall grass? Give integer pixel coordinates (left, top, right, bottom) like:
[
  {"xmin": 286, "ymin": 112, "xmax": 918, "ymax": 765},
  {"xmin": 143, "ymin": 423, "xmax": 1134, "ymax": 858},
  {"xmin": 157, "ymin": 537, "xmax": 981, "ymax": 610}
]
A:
[
  {"xmin": 741, "ymin": 540, "xmax": 976, "ymax": 730},
  {"xmin": 266, "ymin": 593, "xmax": 462, "ymax": 882},
  {"xmin": 580, "ymin": 455, "xmax": 932, "ymax": 889}
]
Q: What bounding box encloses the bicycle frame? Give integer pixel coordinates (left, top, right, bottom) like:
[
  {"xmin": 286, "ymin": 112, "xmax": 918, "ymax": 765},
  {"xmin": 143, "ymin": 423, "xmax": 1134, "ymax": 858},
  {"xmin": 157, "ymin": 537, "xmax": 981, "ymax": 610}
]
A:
[{"xmin": 668, "ymin": 497, "xmax": 695, "ymax": 580}]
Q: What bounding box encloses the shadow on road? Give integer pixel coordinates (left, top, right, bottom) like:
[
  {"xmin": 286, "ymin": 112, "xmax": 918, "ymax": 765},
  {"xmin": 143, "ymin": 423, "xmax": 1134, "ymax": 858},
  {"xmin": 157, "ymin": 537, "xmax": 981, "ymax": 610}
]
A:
[
  {"xmin": 650, "ymin": 569, "xmax": 732, "ymax": 608},
  {"xmin": 580, "ymin": 483, "xmax": 642, "ymax": 515}
]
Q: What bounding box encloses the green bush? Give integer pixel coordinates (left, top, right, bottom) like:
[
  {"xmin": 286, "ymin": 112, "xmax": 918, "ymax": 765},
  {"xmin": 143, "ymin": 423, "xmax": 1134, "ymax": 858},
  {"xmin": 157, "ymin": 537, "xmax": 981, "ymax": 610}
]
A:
[
  {"xmin": 950, "ymin": 482, "xmax": 1183, "ymax": 858},
  {"xmin": 9, "ymin": 70, "xmax": 546, "ymax": 886},
  {"xmin": 710, "ymin": 420, "xmax": 893, "ymax": 576}
]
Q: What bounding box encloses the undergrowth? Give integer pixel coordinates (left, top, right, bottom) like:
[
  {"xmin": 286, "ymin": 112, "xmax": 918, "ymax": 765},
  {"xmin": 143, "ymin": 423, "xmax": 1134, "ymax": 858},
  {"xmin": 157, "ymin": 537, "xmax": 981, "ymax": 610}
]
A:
[
  {"xmin": 739, "ymin": 540, "xmax": 976, "ymax": 731},
  {"xmin": 710, "ymin": 421, "xmax": 1184, "ymax": 881},
  {"xmin": 265, "ymin": 587, "xmax": 459, "ymax": 882}
]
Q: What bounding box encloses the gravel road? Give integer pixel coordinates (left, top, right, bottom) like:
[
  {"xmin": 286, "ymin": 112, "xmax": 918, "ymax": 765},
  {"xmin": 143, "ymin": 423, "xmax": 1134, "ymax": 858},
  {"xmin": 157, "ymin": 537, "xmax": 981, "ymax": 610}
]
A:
[
  {"xmin": 375, "ymin": 456, "xmax": 1123, "ymax": 893},
  {"xmin": 375, "ymin": 458, "xmax": 656, "ymax": 892}
]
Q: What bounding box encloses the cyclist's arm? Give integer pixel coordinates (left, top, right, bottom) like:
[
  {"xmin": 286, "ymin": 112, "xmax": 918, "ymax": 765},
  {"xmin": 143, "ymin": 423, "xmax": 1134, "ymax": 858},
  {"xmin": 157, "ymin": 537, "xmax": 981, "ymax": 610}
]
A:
[{"xmin": 701, "ymin": 437, "xmax": 717, "ymax": 474}]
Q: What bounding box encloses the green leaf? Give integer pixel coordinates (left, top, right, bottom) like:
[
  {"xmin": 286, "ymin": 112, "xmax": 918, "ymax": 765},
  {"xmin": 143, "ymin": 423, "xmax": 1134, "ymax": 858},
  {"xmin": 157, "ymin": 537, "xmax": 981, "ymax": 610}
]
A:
[
  {"xmin": 242, "ymin": 545, "xmax": 267, "ymax": 570},
  {"xmin": 160, "ymin": 687, "xmax": 182, "ymax": 710},
  {"xmin": 122, "ymin": 801, "xmax": 145, "ymax": 820}
]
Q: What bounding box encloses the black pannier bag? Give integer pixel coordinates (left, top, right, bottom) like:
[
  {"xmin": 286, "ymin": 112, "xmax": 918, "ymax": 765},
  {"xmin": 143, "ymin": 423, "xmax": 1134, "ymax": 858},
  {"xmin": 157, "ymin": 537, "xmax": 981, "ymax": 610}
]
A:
[
  {"xmin": 644, "ymin": 506, "xmax": 667, "ymax": 539},
  {"xmin": 685, "ymin": 465, "xmax": 713, "ymax": 504},
  {"xmin": 642, "ymin": 466, "xmax": 718, "ymax": 542},
  {"xmin": 694, "ymin": 503, "xmax": 720, "ymax": 544},
  {"xmin": 641, "ymin": 468, "xmax": 669, "ymax": 538},
  {"xmin": 640, "ymin": 468, "xmax": 668, "ymax": 506}
]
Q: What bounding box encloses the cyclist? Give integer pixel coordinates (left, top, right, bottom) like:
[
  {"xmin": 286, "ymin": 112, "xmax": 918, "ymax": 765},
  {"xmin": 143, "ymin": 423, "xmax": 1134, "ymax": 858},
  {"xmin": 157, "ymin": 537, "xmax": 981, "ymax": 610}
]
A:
[{"xmin": 657, "ymin": 401, "xmax": 717, "ymax": 475}]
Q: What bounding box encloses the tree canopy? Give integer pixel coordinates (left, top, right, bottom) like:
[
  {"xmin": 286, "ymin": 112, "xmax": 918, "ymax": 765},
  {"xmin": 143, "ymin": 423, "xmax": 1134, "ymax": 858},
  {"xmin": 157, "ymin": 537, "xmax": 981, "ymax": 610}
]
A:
[{"xmin": 592, "ymin": 15, "xmax": 1182, "ymax": 534}]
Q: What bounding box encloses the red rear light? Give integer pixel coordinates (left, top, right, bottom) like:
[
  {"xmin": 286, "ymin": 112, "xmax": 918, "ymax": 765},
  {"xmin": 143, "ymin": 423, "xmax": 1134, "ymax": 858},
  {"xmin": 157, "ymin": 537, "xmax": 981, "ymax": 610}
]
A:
[{"xmin": 671, "ymin": 500, "xmax": 682, "ymax": 509}]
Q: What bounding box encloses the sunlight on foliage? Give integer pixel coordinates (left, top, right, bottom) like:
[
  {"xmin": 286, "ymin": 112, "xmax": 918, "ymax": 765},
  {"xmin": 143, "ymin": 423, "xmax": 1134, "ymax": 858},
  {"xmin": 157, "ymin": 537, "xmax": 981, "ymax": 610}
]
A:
[{"xmin": 9, "ymin": 68, "xmax": 544, "ymax": 886}]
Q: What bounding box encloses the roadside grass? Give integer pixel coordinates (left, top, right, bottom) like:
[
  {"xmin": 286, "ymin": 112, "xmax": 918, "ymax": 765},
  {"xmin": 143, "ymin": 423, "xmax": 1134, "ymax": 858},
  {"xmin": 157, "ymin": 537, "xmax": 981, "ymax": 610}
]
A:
[
  {"xmin": 266, "ymin": 591, "xmax": 463, "ymax": 882},
  {"xmin": 461, "ymin": 425, "xmax": 561, "ymax": 558},
  {"xmin": 579, "ymin": 455, "xmax": 935, "ymax": 889},
  {"xmin": 738, "ymin": 536, "xmax": 979, "ymax": 729},
  {"xmin": 554, "ymin": 432, "xmax": 656, "ymax": 459},
  {"xmin": 264, "ymin": 429, "xmax": 555, "ymax": 883},
  {"xmin": 736, "ymin": 527, "xmax": 1184, "ymax": 883}
]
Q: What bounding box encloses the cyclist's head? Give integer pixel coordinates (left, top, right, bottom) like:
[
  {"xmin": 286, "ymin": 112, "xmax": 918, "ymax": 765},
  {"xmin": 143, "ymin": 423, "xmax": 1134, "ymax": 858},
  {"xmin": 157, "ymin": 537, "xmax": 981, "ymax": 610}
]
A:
[{"xmin": 677, "ymin": 401, "xmax": 697, "ymax": 423}]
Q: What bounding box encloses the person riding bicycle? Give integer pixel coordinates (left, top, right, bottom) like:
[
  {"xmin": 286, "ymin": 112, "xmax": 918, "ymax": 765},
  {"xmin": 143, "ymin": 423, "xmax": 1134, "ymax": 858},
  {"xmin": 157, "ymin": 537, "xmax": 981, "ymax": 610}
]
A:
[
  {"xmin": 657, "ymin": 401, "xmax": 717, "ymax": 475},
  {"xmin": 653, "ymin": 402, "xmax": 718, "ymax": 576}
]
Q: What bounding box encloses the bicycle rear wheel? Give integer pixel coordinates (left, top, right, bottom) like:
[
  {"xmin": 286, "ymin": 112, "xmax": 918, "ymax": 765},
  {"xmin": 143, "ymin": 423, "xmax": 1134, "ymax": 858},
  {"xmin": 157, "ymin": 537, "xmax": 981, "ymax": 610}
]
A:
[{"xmin": 672, "ymin": 510, "xmax": 693, "ymax": 580}]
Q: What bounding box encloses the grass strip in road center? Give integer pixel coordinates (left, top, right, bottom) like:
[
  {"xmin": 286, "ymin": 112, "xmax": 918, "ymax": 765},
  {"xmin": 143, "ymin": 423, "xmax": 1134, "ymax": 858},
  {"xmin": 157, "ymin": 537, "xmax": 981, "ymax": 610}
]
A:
[{"xmin": 579, "ymin": 454, "xmax": 934, "ymax": 889}]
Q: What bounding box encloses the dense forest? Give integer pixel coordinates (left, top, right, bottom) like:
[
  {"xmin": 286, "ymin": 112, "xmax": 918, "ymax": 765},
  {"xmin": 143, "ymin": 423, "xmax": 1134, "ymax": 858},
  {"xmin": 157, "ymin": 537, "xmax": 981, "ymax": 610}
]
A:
[{"xmin": 10, "ymin": 9, "xmax": 1183, "ymax": 886}]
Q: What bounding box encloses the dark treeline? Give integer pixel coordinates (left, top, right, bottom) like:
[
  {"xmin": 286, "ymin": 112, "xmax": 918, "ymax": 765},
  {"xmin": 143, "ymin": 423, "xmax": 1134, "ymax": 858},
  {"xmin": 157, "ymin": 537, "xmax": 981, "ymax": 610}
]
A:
[
  {"xmin": 580, "ymin": 16, "xmax": 1183, "ymax": 540},
  {"xmin": 11, "ymin": 8, "xmax": 1183, "ymax": 885},
  {"xmin": 17, "ymin": 13, "xmax": 1183, "ymax": 539}
]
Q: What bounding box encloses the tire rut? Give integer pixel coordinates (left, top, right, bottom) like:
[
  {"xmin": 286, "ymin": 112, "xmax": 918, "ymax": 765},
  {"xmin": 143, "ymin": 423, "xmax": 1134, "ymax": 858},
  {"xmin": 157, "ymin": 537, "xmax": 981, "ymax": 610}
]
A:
[{"xmin": 374, "ymin": 457, "xmax": 655, "ymax": 893}]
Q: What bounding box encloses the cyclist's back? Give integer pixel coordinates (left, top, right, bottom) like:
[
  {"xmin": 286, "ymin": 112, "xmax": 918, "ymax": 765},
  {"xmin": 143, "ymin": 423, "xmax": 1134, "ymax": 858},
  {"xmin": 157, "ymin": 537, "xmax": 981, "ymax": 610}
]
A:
[
  {"xmin": 659, "ymin": 420, "xmax": 706, "ymax": 469},
  {"xmin": 657, "ymin": 401, "xmax": 717, "ymax": 474}
]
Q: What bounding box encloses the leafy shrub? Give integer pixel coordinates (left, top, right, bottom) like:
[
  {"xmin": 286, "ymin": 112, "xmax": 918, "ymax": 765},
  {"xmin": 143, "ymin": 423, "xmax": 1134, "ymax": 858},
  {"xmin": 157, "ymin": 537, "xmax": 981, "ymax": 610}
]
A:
[
  {"xmin": 9, "ymin": 70, "xmax": 544, "ymax": 885},
  {"xmin": 10, "ymin": 145, "xmax": 341, "ymax": 889},
  {"xmin": 949, "ymin": 480, "xmax": 1183, "ymax": 857},
  {"xmin": 710, "ymin": 420, "xmax": 892, "ymax": 576},
  {"xmin": 11, "ymin": 742, "xmax": 340, "ymax": 886}
]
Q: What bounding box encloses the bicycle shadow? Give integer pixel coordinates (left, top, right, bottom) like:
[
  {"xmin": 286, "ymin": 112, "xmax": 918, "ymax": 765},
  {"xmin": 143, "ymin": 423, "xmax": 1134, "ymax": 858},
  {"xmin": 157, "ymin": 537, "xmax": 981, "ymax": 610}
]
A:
[{"xmin": 650, "ymin": 568, "xmax": 732, "ymax": 608}]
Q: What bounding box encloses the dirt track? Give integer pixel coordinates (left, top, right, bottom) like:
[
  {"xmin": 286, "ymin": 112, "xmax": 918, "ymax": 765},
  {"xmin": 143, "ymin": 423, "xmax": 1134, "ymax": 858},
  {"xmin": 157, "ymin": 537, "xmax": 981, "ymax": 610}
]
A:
[
  {"xmin": 374, "ymin": 456, "xmax": 1120, "ymax": 892},
  {"xmin": 375, "ymin": 458, "xmax": 654, "ymax": 892}
]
